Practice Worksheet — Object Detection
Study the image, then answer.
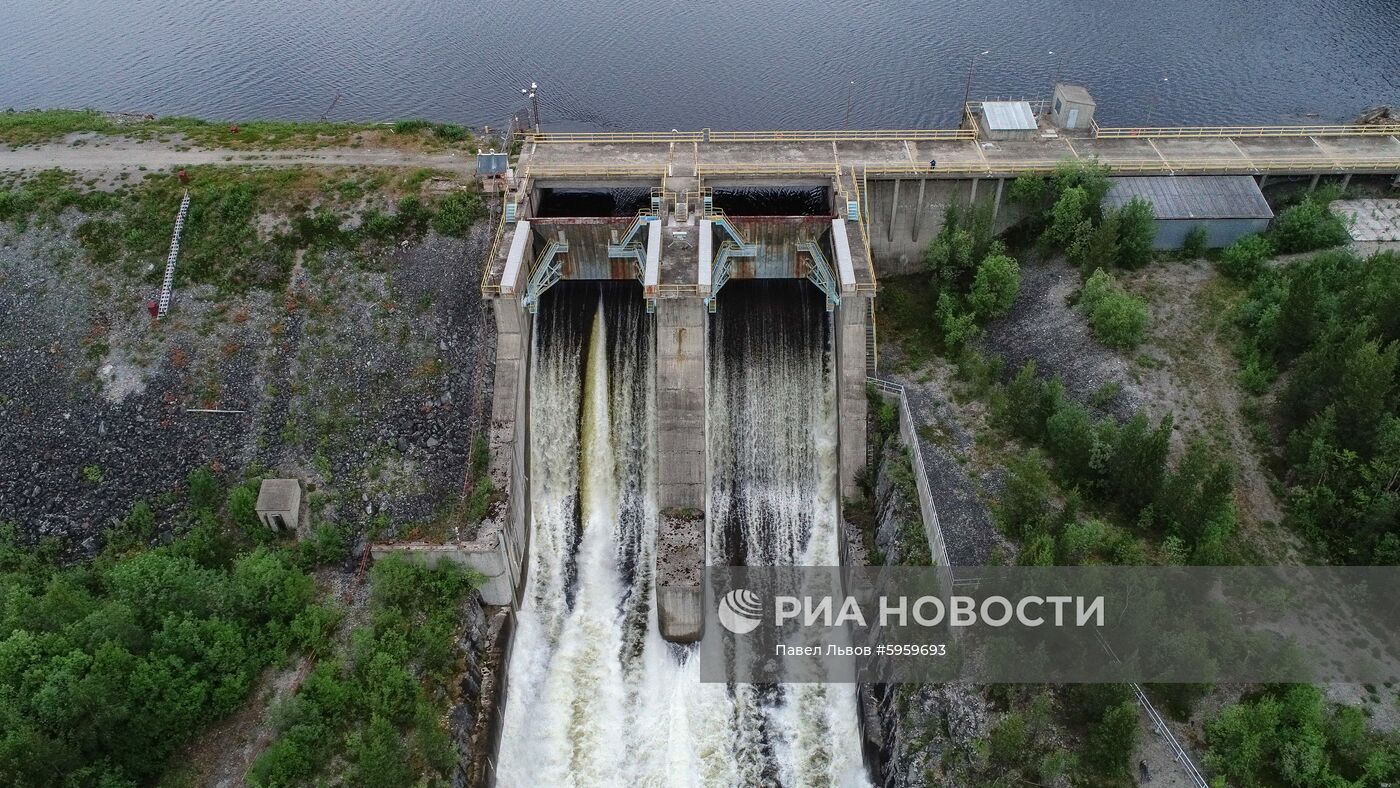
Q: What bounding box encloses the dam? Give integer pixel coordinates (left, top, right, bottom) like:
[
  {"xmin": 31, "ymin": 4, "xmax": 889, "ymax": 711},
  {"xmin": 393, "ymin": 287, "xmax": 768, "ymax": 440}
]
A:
[{"xmin": 370, "ymin": 87, "xmax": 1400, "ymax": 785}]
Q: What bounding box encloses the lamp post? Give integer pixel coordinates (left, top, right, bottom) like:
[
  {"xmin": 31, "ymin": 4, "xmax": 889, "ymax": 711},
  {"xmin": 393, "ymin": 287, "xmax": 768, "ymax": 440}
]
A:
[
  {"xmin": 961, "ymin": 50, "xmax": 990, "ymax": 110},
  {"xmin": 843, "ymin": 81, "xmax": 855, "ymax": 129}
]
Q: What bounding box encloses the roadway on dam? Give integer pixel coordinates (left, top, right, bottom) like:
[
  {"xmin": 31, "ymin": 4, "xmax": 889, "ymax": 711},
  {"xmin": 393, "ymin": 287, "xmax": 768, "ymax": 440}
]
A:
[{"xmin": 518, "ymin": 125, "xmax": 1400, "ymax": 179}]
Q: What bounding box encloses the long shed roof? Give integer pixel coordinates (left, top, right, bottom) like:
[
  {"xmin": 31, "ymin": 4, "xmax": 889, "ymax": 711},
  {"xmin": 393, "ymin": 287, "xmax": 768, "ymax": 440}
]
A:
[{"xmin": 1105, "ymin": 175, "xmax": 1274, "ymax": 220}]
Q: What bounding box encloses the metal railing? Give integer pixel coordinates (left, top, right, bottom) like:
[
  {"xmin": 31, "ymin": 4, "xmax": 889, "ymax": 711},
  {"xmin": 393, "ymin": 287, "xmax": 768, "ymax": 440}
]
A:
[
  {"xmin": 525, "ymin": 130, "xmax": 704, "ymax": 143},
  {"xmin": 524, "ymin": 163, "xmax": 666, "ymax": 178},
  {"xmin": 866, "ymin": 377, "xmax": 954, "ymax": 575},
  {"xmin": 697, "ymin": 162, "xmax": 843, "ymax": 177},
  {"xmin": 966, "ymin": 98, "xmax": 1053, "ymax": 116},
  {"xmin": 656, "ymin": 283, "xmax": 702, "ymax": 296},
  {"xmin": 707, "ymin": 128, "xmax": 974, "ymax": 142},
  {"xmin": 852, "ymin": 169, "xmax": 879, "ymax": 295},
  {"xmin": 1134, "ymin": 684, "xmax": 1210, "ymax": 787},
  {"xmin": 514, "ymin": 123, "xmax": 1400, "ymax": 144},
  {"xmin": 479, "ymin": 202, "xmax": 513, "ymax": 297},
  {"xmin": 861, "ymin": 155, "xmax": 1400, "ymax": 177},
  {"xmin": 1092, "ymin": 119, "xmax": 1400, "ymax": 138}
]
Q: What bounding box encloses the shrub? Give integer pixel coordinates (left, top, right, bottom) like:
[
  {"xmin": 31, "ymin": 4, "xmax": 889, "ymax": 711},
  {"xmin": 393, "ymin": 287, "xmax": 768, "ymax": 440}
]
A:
[
  {"xmin": 936, "ymin": 293, "xmax": 979, "ymax": 351},
  {"xmin": 1181, "ymin": 225, "xmax": 1210, "ymax": 259},
  {"xmin": 431, "ymin": 190, "xmax": 484, "ymax": 237},
  {"xmin": 391, "ymin": 119, "xmax": 431, "ymax": 135},
  {"xmin": 187, "ymin": 466, "xmax": 223, "ymax": 512},
  {"xmin": 1271, "ymin": 196, "xmax": 1351, "ymax": 254},
  {"xmin": 1114, "ymin": 197, "xmax": 1156, "ymax": 269},
  {"xmin": 1219, "ymin": 234, "xmax": 1273, "ymax": 280},
  {"xmin": 432, "ymin": 123, "xmax": 469, "ymax": 142},
  {"xmin": 1079, "ymin": 268, "xmax": 1149, "ymax": 349},
  {"xmin": 969, "ymin": 253, "xmax": 1021, "ymax": 319}
]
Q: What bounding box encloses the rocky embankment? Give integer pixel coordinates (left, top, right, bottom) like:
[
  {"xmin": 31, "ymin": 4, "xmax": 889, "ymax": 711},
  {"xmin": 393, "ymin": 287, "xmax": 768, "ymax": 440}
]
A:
[
  {"xmin": 856, "ymin": 435, "xmax": 989, "ymax": 786},
  {"xmin": 0, "ymin": 216, "xmax": 495, "ymax": 552}
]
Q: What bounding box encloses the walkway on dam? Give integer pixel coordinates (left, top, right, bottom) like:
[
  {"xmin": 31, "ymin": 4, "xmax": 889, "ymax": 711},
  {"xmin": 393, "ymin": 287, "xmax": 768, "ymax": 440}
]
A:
[{"xmin": 518, "ymin": 125, "xmax": 1400, "ymax": 179}]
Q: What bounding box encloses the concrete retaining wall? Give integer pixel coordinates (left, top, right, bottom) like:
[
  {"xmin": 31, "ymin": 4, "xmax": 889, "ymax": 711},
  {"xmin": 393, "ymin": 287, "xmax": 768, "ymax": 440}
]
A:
[
  {"xmin": 836, "ymin": 295, "xmax": 869, "ymax": 499},
  {"xmin": 865, "ymin": 177, "xmax": 1027, "ymax": 274}
]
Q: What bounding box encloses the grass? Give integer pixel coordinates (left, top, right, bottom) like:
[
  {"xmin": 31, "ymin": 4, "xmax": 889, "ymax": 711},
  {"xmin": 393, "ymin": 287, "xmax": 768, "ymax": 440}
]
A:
[
  {"xmin": 2, "ymin": 165, "xmax": 484, "ymax": 293},
  {"xmin": 0, "ymin": 108, "xmax": 483, "ymax": 151}
]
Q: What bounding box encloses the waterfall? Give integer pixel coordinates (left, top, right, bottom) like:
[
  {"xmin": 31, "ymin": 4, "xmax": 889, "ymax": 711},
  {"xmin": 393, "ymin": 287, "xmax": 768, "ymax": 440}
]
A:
[{"xmin": 497, "ymin": 282, "xmax": 867, "ymax": 787}]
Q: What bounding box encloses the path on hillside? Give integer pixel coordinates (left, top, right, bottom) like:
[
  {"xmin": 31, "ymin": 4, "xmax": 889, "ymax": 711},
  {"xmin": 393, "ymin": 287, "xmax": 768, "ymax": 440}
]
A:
[{"xmin": 0, "ymin": 135, "xmax": 478, "ymax": 175}]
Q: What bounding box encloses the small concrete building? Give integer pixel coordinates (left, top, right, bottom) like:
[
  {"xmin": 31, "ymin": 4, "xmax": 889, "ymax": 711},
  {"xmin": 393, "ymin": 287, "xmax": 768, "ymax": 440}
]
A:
[
  {"xmin": 1105, "ymin": 175, "xmax": 1274, "ymax": 250},
  {"xmin": 255, "ymin": 478, "xmax": 302, "ymax": 532},
  {"xmin": 1051, "ymin": 83, "xmax": 1096, "ymax": 130},
  {"xmin": 977, "ymin": 101, "xmax": 1039, "ymax": 141}
]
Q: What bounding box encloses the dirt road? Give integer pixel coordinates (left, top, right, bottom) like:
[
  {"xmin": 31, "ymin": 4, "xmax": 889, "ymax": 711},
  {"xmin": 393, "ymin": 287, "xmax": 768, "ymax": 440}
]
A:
[{"xmin": 0, "ymin": 134, "xmax": 478, "ymax": 174}]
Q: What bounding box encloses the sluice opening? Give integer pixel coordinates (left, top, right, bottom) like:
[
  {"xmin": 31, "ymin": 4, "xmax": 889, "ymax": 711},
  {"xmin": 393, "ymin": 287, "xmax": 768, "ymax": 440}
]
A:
[
  {"xmin": 536, "ymin": 186, "xmax": 653, "ymax": 217},
  {"xmin": 712, "ymin": 185, "xmax": 830, "ymax": 216}
]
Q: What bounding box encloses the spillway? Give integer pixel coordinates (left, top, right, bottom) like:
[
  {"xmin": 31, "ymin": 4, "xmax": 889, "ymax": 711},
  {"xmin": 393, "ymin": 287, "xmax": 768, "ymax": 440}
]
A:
[{"xmin": 496, "ymin": 281, "xmax": 866, "ymax": 787}]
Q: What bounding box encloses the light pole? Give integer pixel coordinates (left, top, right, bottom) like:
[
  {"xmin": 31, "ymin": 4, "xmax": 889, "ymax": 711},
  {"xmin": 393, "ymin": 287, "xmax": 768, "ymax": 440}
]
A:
[
  {"xmin": 843, "ymin": 81, "xmax": 855, "ymax": 129},
  {"xmin": 961, "ymin": 50, "xmax": 990, "ymax": 110}
]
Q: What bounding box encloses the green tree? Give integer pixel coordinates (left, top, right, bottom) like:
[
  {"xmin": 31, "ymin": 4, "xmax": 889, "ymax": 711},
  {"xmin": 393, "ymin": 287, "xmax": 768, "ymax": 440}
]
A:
[
  {"xmin": 1085, "ymin": 700, "xmax": 1139, "ymax": 776},
  {"xmin": 1044, "ymin": 186, "xmax": 1091, "ymax": 251},
  {"xmin": 1079, "ymin": 210, "xmax": 1120, "ymax": 269},
  {"xmin": 1114, "ymin": 197, "xmax": 1156, "ymax": 269},
  {"xmin": 969, "ymin": 253, "xmax": 1021, "ymax": 319},
  {"xmin": 997, "ymin": 452, "xmax": 1056, "ymax": 539}
]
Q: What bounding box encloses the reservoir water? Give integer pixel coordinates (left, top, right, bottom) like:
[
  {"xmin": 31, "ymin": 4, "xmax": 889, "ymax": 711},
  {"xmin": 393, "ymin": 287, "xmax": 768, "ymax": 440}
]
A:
[{"xmin": 1, "ymin": 0, "xmax": 1396, "ymax": 130}]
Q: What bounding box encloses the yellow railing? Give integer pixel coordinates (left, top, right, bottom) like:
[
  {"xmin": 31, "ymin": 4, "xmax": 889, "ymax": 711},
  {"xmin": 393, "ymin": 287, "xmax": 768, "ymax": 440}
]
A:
[
  {"xmin": 656, "ymin": 283, "xmax": 702, "ymax": 295},
  {"xmin": 526, "ymin": 130, "xmax": 704, "ymax": 143},
  {"xmin": 1092, "ymin": 121, "xmax": 1400, "ymax": 138},
  {"xmin": 524, "ymin": 164, "xmax": 666, "ymax": 178},
  {"xmin": 697, "ymin": 162, "xmax": 841, "ymax": 177},
  {"xmin": 850, "ymin": 168, "xmax": 878, "ymax": 295},
  {"xmin": 516, "ymin": 124, "xmax": 1400, "ymax": 144},
  {"xmin": 862, "ymin": 155, "xmax": 1400, "ymax": 176},
  {"xmin": 478, "ymin": 205, "xmax": 513, "ymax": 297},
  {"xmin": 707, "ymin": 129, "xmax": 974, "ymax": 142}
]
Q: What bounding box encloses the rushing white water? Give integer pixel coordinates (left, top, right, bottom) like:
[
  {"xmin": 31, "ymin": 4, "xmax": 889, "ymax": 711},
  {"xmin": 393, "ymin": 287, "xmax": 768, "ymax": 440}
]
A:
[{"xmin": 497, "ymin": 283, "xmax": 867, "ymax": 787}]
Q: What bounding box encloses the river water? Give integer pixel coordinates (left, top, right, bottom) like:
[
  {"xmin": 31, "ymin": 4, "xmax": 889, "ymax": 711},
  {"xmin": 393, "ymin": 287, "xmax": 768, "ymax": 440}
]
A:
[{"xmin": 1, "ymin": 0, "xmax": 1396, "ymax": 130}]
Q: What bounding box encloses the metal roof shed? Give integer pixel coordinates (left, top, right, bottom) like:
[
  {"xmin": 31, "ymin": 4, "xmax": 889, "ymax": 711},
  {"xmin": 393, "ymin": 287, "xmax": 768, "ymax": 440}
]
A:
[
  {"xmin": 978, "ymin": 101, "xmax": 1038, "ymax": 140},
  {"xmin": 1105, "ymin": 175, "xmax": 1274, "ymax": 250}
]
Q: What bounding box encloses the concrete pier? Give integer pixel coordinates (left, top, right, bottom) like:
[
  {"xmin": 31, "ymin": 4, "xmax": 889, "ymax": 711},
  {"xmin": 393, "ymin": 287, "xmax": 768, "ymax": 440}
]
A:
[{"xmin": 654, "ymin": 295, "xmax": 707, "ymax": 642}]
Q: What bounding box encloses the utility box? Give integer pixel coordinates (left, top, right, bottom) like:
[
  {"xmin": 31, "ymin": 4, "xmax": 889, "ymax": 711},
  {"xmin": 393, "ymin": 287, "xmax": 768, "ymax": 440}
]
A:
[
  {"xmin": 476, "ymin": 151, "xmax": 512, "ymax": 193},
  {"xmin": 256, "ymin": 479, "xmax": 302, "ymax": 533},
  {"xmin": 1051, "ymin": 83, "xmax": 1096, "ymax": 130}
]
